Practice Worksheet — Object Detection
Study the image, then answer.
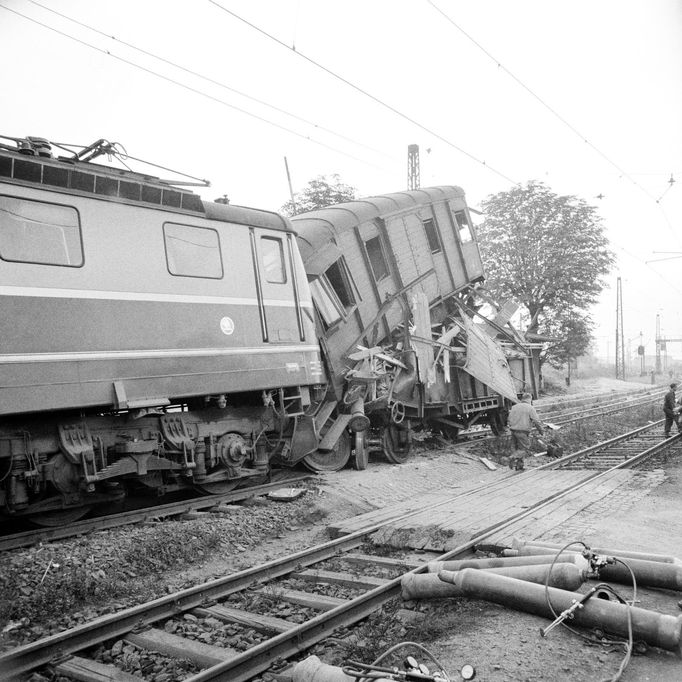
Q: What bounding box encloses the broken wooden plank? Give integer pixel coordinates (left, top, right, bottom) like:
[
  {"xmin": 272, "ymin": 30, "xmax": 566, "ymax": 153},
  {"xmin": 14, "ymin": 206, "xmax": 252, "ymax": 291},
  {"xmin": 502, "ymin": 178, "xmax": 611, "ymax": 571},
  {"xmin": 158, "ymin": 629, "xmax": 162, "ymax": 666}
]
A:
[
  {"xmin": 125, "ymin": 628, "xmax": 237, "ymax": 668},
  {"xmin": 257, "ymin": 588, "xmax": 347, "ymax": 611},
  {"xmin": 53, "ymin": 656, "xmax": 140, "ymax": 682},
  {"xmin": 194, "ymin": 605, "xmax": 295, "ymax": 634},
  {"xmin": 479, "ymin": 457, "xmax": 498, "ymax": 470},
  {"xmin": 290, "ymin": 569, "xmax": 390, "ymax": 590}
]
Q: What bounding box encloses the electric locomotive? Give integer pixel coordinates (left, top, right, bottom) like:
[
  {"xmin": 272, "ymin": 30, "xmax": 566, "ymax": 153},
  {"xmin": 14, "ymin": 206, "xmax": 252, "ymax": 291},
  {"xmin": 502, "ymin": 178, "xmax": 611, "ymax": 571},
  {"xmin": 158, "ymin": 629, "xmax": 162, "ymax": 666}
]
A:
[{"xmin": 0, "ymin": 136, "xmax": 338, "ymax": 526}]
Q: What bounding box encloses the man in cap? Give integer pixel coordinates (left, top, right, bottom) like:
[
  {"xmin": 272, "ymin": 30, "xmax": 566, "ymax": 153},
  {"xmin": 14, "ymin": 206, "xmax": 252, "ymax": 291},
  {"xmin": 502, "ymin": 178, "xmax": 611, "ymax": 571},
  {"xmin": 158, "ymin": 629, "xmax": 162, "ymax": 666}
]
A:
[
  {"xmin": 663, "ymin": 382, "xmax": 680, "ymax": 438},
  {"xmin": 507, "ymin": 392, "xmax": 544, "ymax": 471}
]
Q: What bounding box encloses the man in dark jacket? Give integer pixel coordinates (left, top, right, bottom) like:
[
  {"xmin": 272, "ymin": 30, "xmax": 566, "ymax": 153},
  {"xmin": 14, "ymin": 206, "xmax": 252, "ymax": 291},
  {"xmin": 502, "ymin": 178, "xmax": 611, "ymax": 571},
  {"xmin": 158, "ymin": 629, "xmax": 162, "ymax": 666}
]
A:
[{"xmin": 663, "ymin": 382, "xmax": 680, "ymax": 438}]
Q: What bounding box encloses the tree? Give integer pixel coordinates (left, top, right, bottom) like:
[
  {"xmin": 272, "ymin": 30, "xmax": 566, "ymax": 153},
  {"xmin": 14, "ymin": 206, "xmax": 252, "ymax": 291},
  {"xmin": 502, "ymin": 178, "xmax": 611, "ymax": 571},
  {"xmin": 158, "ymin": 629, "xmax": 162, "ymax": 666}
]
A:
[
  {"xmin": 540, "ymin": 308, "xmax": 594, "ymax": 368},
  {"xmin": 477, "ymin": 181, "xmax": 614, "ymax": 360},
  {"xmin": 281, "ymin": 174, "xmax": 356, "ymax": 216}
]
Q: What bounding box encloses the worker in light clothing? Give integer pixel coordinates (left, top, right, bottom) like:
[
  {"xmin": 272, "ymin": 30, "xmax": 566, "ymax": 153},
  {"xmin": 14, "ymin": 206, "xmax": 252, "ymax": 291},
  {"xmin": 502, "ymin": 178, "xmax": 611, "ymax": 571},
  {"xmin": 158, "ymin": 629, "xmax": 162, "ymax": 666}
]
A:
[{"xmin": 507, "ymin": 392, "xmax": 544, "ymax": 471}]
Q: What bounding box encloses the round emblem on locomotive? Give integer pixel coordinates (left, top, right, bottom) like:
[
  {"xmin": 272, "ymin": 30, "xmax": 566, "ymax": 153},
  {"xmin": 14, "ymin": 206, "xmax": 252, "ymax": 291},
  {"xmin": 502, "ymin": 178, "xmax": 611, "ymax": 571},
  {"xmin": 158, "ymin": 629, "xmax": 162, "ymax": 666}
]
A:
[{"xmin": 220, "ymin": 316, "xmax": 235, "ymax": 335}]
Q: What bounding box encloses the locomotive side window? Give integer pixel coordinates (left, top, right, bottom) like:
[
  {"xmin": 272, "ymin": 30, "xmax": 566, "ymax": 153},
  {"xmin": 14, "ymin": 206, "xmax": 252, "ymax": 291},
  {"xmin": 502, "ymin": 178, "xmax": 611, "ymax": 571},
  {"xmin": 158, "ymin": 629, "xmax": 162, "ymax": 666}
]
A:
[
  {"xmin": 260, "ymin": 236, "xmax": 286, "ymax": 283},
  {"xmin": 365, "ymin": 235, "xmax": 389, "ymax": 281},
  {"xmin": 0, "ymin": 195, "xmax": 83, "ymax": 267},
  {"xmin": 423, "ymin": 218, "xmax": 442, "ymax": 253},
  {"xmin": 164, "ymin": 222, "xmax": 223, "ymax": 278},
  {"xmin": 454, "ymin": 210, "xmax": 473, "ymax": 243}
]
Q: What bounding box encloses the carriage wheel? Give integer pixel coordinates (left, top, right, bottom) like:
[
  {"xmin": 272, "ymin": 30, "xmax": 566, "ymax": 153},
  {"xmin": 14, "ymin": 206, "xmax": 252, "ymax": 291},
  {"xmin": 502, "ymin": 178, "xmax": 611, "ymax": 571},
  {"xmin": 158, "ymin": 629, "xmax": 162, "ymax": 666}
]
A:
[
  {"xmin": 353, "ymin": 430, "xmax": 369, "ymax": 470},
  {"xmin": 382, "ymin": 423, "xmax": 412, "ymax": 464},
  {"xmin": 302, "ymin": 430, "xmax": 351, "ymax": 472}
]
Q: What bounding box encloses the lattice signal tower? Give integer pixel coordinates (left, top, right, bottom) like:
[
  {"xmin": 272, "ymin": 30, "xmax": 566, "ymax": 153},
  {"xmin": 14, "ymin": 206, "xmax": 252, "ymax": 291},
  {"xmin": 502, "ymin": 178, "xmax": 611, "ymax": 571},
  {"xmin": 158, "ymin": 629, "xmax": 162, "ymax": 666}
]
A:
[
  {"xmin": 407, "ymin": 144, "xmax": 420, "ymax": 190},
  {"xmin": 615, "ymin": 277, "xmax": 625, "ymax": 379}
]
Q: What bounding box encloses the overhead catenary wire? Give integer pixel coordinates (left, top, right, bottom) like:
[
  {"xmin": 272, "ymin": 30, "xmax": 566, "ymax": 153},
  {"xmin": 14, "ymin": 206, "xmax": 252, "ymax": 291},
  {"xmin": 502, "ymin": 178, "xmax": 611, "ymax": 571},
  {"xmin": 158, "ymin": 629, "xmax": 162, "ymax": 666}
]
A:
[
  {"xmin": 425, "ymin": 0, "xmax": 659, "ymax": 205},
  {"xmin": 24, "ymin": 0, "xmax": 397, "ymax": 164},
  {"xmin": 0, "ymin": 4, "xmax": 393, "ymax": 174},
  {"xmin": 206, "ymin": 0, "xmax": 519, "ymax": 186}
]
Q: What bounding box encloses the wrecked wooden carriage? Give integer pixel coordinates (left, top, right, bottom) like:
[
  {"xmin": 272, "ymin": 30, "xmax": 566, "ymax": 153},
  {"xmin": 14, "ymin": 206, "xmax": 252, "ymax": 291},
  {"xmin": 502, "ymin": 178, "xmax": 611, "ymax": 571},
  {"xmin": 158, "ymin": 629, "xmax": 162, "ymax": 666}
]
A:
[{"xmin": 292, "ymin": 186, "xmax": 533, "ymax": 470}]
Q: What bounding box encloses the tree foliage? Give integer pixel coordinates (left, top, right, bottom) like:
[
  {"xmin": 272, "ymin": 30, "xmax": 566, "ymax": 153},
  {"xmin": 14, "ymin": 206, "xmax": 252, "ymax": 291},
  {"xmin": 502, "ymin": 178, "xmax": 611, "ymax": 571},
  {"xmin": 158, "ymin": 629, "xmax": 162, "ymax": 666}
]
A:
[
  {"xmin": 477, "ymin": 181, "xmax": 614, "ymax": 361},
  {"xmin": 281, "ymin": 174, "xmax": 356, "ymax": 216}
]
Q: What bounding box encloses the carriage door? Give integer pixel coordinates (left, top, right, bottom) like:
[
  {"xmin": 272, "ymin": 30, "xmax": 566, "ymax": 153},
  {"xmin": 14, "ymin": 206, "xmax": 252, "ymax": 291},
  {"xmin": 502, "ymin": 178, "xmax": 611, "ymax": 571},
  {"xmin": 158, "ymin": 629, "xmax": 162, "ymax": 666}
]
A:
[{"xmin": 249, "ymin": 228, "xmax": 305, "ymax": 343}]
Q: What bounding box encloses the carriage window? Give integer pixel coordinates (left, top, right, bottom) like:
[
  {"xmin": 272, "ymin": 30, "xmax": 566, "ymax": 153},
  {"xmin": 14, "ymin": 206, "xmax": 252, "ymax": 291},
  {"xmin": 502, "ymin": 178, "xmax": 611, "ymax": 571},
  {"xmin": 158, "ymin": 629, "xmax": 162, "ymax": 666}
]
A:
[
  {"xmin": 260, "ymin": 236, "xmax": 286, "ymax": 283},
  {"xmin": 365, "ymin": 235, "xmax": 389, "ymax": 281},
  {"xmin": 164, "ymin": 222, "xmax": 223, "ymax": 278},
  {"xmin": 454, "ymin": 210, "xmax": 473, "ymax": 243},
  {"xmin": 423, "ymin": 218, "xmax": 441, "ymax": 253},
  {"xmin": 309, "ymin": 277, "xmax": 342, "ymax": 327},
  {"xmin": 325, "ymin": 258, "xmax": 355, "ymax": 309},
  {"xmin": 0, "ymin": 195, "xmax": 83, "ymax": 266}
]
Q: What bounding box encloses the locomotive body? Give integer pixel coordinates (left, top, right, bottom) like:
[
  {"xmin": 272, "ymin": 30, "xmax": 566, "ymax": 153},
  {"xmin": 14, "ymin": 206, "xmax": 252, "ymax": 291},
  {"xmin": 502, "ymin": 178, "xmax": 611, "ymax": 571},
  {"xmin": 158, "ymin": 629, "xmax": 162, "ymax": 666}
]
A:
[{"xmin": 0, "ymin": 138, "xmax": 326, "ymax": 524}]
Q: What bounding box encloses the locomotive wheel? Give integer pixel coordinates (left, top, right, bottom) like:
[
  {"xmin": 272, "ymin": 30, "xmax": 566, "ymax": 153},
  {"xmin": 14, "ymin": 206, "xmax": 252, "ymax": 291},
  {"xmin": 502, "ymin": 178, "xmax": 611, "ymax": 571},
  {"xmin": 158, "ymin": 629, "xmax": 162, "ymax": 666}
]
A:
[
  {"xmin": 29, "ymin": 506, "xmax": 93, "ymax": 527},
  {"xmin": 302, "ymin": 430, "xmax": 351, "ymax": 472},
  {"xmin": 193, "ymin": 479, "xmax": 241, "ymax": 495},
  {"xmin": 353, "ymin": 431, "xmax": 369, "ymax": 470},
  {"xmin": 382, "ymin": 423, "xmax": 412, "ymax": 464}
]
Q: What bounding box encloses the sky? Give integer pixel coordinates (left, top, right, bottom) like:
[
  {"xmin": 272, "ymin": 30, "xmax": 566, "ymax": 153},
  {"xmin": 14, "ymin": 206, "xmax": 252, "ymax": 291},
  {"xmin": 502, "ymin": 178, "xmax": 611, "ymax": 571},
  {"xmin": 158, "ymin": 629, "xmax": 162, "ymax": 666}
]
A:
[{"xmin": 1, "ymin": 0, "xmax": 681, "ymax": 369}]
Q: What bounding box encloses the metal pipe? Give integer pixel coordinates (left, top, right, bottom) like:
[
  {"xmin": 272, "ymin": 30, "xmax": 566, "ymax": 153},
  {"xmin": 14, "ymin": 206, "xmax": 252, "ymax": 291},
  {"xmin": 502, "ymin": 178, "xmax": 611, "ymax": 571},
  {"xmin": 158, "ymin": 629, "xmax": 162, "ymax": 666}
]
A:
[
  {"xmin": 435, "ymin": 569, "xmax": 682, "ymax": 654},
  {"xmin": 427, "ymin": 554, "xmax": 589, "ymax": 573},
  {"xmin": 348, "ymin": 398, "xmax": 370, "ymax": 433},
  {"xmin": 510, "ymin": 544, "xmax": 682, "ymax": 591},
  {"xmin": 402, "ymin": 563, "xmax": 586, "ymax": 599},
  {"xmin": 511, "ymin": 538, "xmax": 682, "ymax": 566}
]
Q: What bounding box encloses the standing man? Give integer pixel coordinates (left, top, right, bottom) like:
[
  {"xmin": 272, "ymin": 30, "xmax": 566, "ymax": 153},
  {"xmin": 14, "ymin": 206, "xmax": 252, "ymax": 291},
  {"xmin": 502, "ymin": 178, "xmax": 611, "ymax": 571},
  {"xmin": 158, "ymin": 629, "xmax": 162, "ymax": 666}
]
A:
[
  {"xmin": 663, "ymin": 382, "xmax": 679, "ymax": 438},
  {"xmin": 507, "ymin": 392, "xmax": 544, "ymax": 471}
]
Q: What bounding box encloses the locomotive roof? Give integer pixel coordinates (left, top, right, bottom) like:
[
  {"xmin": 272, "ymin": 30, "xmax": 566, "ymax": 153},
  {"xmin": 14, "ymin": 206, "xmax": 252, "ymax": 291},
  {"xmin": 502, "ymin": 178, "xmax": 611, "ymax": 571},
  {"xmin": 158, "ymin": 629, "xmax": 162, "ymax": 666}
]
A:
[
  {"xmin": 291, "ymin": 185, "xmax": 466, "ymax": 253},
  {"xmin": 0, "ymin": 146, "xmax": 294, "ymax": 232}
]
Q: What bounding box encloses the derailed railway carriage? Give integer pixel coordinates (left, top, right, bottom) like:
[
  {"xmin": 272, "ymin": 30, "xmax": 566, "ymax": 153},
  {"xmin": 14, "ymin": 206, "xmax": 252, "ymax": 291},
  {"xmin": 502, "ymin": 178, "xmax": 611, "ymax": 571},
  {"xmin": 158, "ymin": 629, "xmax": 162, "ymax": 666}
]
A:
[
  {"xmin": 0, "ymin": 136, "xmax": 331, "ymax": 525},
  {"xmin": 292, "ymin": 188, "xmax": 522, "ymax": 465}
]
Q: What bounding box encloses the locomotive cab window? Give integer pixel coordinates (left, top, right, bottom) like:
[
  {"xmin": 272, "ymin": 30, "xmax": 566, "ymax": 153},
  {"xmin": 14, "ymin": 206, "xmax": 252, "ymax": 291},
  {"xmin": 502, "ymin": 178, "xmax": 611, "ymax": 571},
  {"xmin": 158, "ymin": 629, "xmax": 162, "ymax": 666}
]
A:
[
  {"xmin": 164, "ymin": 222, "xmax": 223, "ymax": 279},
  {"xmin": 260, "ymin": 236, "xmax": 286, "ymax": 283},
  {"xmin": 454, "ymin": 210, "xmax": 473, "ymax": 243},
  {"xmin": 365, "ymin": 235, "xmax": 389, "ymax": 281},
  {"xmin": 423, "ymin": 218, "xmax": 442, "ymax": 253},
  {"xmin": 0, "ymin": 195, "xmax": 83, "ymax": 267}
]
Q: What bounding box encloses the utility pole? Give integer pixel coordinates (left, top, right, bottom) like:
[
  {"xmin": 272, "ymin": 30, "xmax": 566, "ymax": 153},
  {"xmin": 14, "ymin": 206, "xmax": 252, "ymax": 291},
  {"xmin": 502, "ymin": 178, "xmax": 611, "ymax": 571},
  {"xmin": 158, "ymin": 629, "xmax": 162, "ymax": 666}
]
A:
[
  {"xmin": 407, "ymin": 144, "xmax": 420, "ymax": 190},
  {"xmin": 284, "ymin": 156, "xmax": 297, "ymax": 214},
  {"xmin": 615, "ymin": 277, "xmax": 625, "ymax": 379},
  {"xmin": 656, "ymin": 314, "xmax": 662, "ymax": 374}
]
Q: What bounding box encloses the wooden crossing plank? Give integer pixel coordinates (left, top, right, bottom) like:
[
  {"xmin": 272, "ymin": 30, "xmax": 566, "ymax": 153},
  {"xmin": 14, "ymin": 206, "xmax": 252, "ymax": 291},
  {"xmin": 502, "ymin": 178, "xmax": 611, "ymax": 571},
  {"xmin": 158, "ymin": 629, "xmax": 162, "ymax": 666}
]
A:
[
  {"xmin": 194, "ymin": 605, "xmax": 295, "ymax": 634},
  {"xmin": 366, "ymin": 470, "xmax": 602, "ymax": 551},
  {"xmin": 488, "ymin": 470, "xmax": 634, "ymax": 547},
  {"xmin": 125, "ymin": 628, "xmax": 238, "ymax": 668},
  {"xmin": 53, "ymin": 656, "xmax": 140, "ymax": 682}
]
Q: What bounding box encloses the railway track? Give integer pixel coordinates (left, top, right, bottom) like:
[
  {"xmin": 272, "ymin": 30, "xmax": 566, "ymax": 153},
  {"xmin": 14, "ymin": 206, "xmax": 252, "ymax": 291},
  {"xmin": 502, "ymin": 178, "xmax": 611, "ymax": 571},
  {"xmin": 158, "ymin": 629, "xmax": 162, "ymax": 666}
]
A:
[
  {"xmin": 2, "ymin": 421, "xmax": 679, "ymax": 682},
  {"xmin": 0, "ymin": 385, "xmax": 666, "ymax": 552},
  {"xmin": 0, "ymin": 474, "xmax": 311, "ymax": 553}
]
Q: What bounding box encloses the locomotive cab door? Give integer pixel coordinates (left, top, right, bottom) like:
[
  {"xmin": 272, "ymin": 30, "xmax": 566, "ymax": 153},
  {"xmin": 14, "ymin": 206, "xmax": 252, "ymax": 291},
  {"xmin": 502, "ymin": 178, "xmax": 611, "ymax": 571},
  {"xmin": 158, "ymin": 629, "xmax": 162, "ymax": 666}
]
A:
[{"xmin": 249, "ymin": 228, "xmax": 305, "ymax": 344}]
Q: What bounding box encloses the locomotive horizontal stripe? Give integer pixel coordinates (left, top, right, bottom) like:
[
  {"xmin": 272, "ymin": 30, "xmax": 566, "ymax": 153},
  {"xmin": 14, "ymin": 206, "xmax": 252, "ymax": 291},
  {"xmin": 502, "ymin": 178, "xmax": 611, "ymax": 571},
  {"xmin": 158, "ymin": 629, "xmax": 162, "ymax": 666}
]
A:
[
  {"xmin": 0, "ymin": 345, "xmax": 321, "ymax": 364},
  {"xmin": 0, "ymin": 285, "xmax": 313, "ymax": 309}
]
